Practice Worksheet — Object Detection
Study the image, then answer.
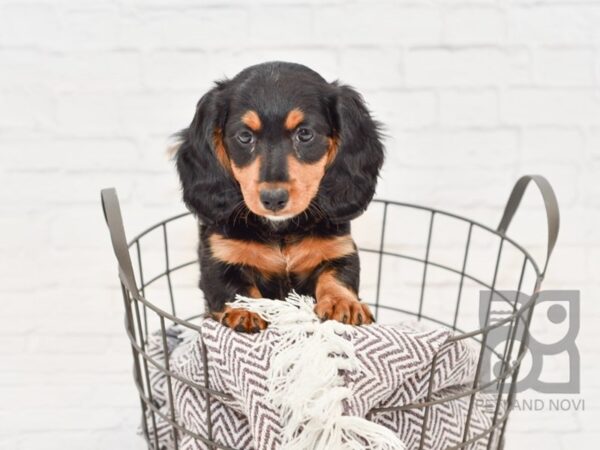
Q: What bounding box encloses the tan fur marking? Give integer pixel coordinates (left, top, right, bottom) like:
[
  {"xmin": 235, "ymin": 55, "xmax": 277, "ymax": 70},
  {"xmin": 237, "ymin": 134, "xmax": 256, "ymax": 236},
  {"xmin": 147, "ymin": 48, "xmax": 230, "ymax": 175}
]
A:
[
  {"xmin": 315, "ymin": 269, "xmax": 358, "ymax": 302},
  {"xmin": 232, "ymin": 152, "xmax": 328, "ymax": 219},
  {"xmin": 284, "ymin": 235, "xmax": 355, "ymax": 273},
  {"xmin": 283, "ymin": 153, "xmax": 328, "ymax": 216},
  {"xmin": 213, "ymin": 128, "xmax": 231, "ymax": 172},
  {"xmin": 214, "ymin": 307, "xmax": 267, "ymax": 333},
  {"xmin": 209, "ymin": 233, "xmax": 355, "ymax": 275},
  {"xmin": 241, "ymin": 110, "xmax": 262, "ymax": 131},
  {"xmin": 248, "ymin": 285, "xmax": 262, "ymax": 298},
  {"xmin": 209, "ymin": 233, "xmax": 285, "ymax": 275},
  {"xmin": 231, "ymin": 156, "xmax": 263, "ymax": 214},
  {"xmin": 284, "ymin": 108, "xmax": 304, "ymax": 130},
  {"xmin": 326, "ymin": 136, "xmax": 339, "ymax": 167},
  {"xmin": 314, "ymin": 269, "xmax": 373, "ymax": 325}
]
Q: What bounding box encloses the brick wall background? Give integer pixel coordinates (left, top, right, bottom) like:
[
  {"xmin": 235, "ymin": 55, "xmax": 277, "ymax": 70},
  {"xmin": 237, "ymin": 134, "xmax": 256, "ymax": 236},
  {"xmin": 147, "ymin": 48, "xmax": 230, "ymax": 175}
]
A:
[{"xmin": 1, "ymin": 0, "xmax": 599, "ymax": 448}]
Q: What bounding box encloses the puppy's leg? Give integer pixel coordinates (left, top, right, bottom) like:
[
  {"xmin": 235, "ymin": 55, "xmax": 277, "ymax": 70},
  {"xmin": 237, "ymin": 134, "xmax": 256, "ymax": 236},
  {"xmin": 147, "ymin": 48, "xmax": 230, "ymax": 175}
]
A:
[
  {"xmin": 212, "ymin": 285, "xmax": 267, "ymax": 333},
  {"xmin": 203, "ymin": 268, "xmax": 268, "ymax": 333},
  {"xmin": 199, "ymin": 228, "xmax": 269, "ymax": 333},
  {"xmin": 314, "ymin": 258, "xmax": 374, "ymax": 325}
]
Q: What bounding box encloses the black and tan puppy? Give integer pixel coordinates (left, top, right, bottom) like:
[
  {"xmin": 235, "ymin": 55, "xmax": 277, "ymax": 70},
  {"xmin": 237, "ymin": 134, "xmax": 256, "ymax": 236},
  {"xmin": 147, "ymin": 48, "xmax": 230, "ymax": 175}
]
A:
[{"xmin": 175, "ymin": 62, "xmax": 384, "ymax": 332}]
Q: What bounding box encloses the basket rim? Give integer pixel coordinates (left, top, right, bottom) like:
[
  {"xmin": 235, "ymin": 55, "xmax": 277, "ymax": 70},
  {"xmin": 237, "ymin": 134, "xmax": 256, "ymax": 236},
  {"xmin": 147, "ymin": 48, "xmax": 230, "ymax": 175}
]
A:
[
  {"xmin": 128, "ymin": 198, "xmax": 542, "ymax": 276},
  {"xmin": 124, "ymin": 197, "xmax": 544, "ymax": 344}
]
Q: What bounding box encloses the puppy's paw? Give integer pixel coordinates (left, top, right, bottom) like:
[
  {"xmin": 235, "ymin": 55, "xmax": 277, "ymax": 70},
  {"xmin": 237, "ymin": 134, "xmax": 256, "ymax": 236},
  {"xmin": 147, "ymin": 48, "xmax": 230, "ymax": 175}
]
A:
[
  {"xmin": 314, "ymin": 295, "xmax": 374, "ymax": 325},
  {"xmin": 213, "ymin": 307, "xmax": 268, "ymax": 333}
]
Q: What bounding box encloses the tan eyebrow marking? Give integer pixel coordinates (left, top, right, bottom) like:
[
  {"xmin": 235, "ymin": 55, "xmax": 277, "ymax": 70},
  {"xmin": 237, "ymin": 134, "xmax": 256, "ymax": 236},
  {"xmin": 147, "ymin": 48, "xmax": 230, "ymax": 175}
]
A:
[
  {"xmin": 284, "ymin": 108, "xmax": 304, "ymax": 130},
  {"xmin": 241, "ymin": 110, "xmax": 262, "ymax": 131}
]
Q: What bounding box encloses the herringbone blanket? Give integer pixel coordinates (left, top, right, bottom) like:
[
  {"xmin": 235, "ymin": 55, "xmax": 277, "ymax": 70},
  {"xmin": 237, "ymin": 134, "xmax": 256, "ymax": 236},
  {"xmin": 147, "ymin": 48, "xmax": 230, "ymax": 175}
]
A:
[{"xmin": 145, "ymin": 298, "xmax": 501, "ymax": 450}]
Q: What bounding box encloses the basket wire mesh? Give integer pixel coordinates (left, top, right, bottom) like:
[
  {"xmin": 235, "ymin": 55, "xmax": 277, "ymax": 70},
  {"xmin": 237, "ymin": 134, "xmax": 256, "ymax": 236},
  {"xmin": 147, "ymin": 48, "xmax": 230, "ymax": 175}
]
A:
[{"xmin": 101, "ymin": 175, "xmax": 559, "ymax": 450}]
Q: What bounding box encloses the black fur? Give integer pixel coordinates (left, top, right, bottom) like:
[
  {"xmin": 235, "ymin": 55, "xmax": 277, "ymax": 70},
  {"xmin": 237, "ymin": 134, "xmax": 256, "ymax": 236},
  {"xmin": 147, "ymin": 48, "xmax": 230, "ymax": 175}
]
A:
[
  {"xmin": 176, "ymin": 82, "xmax": 242, "ymax": 224},
  {"xmin": 317, "ymin": 83, "xmax": 384, "ymax": 222}
]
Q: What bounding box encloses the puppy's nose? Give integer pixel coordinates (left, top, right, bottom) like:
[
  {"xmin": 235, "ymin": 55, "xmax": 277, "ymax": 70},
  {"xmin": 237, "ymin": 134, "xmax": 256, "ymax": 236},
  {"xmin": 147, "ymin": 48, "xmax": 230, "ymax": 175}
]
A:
[{"xmin": 259, "ymin": 188, "xmax": 289, "ymax": 212}]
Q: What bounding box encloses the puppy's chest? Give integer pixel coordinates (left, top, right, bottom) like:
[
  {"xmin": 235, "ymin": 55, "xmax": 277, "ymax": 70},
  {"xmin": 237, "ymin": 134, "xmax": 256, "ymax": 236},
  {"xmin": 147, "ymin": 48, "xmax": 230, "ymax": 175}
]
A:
[{"xmin": 209, "ymin": 233, "xmax": 355, "ymax": 275}]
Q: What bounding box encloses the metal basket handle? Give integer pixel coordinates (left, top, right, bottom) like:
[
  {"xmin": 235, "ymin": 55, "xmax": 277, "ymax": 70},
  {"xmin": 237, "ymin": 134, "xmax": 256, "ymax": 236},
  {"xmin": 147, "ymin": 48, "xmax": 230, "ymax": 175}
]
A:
[
  {"xmin": 101, "ymin": 187, "xmax": 139, "ymax": 297},
  {"xmin": 497, "ymin": 175, "xmax": 560, "ymax": 277}
]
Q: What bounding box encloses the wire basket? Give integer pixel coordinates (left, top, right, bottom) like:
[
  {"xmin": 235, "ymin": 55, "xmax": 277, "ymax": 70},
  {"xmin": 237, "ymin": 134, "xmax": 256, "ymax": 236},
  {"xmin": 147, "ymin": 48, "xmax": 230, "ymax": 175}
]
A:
[{"xmin": 101, "ymin": 175, "xmax": 559, "ymax": 450}]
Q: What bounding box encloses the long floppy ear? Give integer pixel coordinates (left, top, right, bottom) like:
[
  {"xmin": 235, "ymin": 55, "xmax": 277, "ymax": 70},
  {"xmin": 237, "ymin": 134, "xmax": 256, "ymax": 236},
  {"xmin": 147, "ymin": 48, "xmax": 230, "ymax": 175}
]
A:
[
  {"xmin": 175, "ymin": 82, "xmax": 242, "ymax": 224},
  {"xmin": 317, "ymin": 83, "xmax": 384, "ymax": 223}
]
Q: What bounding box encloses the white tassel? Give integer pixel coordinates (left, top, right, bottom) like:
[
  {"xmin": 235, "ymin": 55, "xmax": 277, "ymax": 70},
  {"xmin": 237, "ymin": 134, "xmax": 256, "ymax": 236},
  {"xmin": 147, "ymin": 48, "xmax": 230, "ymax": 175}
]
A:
[{"xmin": 226, "ymin": 292, "xmax": 405, "ymax": 450}]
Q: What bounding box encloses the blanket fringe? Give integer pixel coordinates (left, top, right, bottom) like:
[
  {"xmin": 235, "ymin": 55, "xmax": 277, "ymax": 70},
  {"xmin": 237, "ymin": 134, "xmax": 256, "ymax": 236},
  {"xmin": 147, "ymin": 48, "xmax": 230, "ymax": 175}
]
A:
[{"xmin": 227, "ymin": 292, "xmax": 405, "ymax": 450}]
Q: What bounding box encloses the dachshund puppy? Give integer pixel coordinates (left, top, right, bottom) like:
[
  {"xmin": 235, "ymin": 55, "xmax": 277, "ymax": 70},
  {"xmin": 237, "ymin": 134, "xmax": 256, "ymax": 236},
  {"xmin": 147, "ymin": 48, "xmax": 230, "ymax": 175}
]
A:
[{"xmin": 175, "ymin": 62, "xmax": 384, "ymax": 332}]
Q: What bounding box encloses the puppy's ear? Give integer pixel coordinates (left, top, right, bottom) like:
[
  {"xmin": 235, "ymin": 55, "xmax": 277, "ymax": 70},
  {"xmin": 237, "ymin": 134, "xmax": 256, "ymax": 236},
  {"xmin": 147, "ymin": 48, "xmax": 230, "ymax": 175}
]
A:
[
  {"xmin": 175, "ymin": 82, "xmax": 242, "ymax": 224},
  {"xmin": 317, "ymin": 84, "xmax": 384, "ymax": 223}
]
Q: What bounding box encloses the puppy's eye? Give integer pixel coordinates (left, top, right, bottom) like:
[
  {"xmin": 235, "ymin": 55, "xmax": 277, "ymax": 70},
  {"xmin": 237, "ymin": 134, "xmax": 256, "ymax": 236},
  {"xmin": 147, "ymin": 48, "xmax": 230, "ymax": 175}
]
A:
[
  {"xmin": 237, "ymin": 130, "xmax": 255, "ymax": 145},
  {"xmin": 295, "ymin": 127, "xmax": 314, "ymax": 143}
]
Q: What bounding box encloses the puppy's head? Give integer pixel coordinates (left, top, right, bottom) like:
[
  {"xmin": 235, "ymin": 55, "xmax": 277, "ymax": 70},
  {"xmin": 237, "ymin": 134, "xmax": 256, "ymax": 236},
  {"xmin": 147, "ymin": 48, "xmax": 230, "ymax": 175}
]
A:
[{"xmin": 176, "ymin": 62, "xmax": 384, "ymax": 225}]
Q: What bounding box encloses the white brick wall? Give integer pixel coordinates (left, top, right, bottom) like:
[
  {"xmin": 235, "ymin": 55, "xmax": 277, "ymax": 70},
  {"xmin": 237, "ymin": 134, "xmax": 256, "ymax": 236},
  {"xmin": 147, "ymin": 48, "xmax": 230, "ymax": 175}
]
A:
[{"xmin": 1, "ymin": 0, "xmax": 599, "ymax": 448}]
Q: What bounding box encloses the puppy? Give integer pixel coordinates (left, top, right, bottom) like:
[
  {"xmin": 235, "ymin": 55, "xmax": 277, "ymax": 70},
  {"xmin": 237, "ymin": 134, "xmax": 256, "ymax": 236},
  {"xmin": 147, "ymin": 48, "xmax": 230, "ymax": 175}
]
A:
[{"xmin": 175, "ymin": 62, "xmax": 384, "ymax": 332}]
